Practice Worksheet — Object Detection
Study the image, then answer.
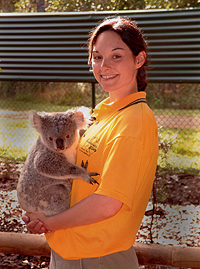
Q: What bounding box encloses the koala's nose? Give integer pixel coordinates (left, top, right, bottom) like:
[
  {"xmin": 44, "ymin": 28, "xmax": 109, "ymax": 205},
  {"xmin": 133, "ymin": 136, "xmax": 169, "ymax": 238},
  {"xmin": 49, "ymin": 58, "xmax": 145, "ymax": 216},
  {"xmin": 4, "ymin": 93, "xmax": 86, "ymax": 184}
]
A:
[{"xmin": 56, "ymin": 138, "xmax": 64, "ymax": 150}]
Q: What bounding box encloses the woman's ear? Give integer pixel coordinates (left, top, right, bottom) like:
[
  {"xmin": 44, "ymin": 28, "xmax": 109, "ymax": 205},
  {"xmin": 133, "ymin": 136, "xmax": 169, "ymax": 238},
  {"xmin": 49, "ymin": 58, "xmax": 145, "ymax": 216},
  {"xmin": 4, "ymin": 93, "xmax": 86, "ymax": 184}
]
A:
[{"xmin": 136, "ymin": 51, "xmax": 146, "ymax": 68}]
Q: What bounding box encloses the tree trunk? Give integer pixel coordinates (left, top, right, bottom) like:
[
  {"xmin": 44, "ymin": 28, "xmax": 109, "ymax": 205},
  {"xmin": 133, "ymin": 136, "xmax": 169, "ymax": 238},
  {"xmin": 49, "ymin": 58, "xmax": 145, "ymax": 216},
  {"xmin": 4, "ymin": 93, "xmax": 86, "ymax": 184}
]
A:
[
  {"xmin": 0, "ymin": 232, "xmax": 200, "ymax": 268},
  {"xmin": 134, "ymin": 242, "xmax": 200, "ymax": 268},
  {"xmin": 0, "ymin": 232, "xmax": 50, "ymax": 256},
  {"xmin": 37, "ymin": 0, "xmax": 45, "ymax": 12}
]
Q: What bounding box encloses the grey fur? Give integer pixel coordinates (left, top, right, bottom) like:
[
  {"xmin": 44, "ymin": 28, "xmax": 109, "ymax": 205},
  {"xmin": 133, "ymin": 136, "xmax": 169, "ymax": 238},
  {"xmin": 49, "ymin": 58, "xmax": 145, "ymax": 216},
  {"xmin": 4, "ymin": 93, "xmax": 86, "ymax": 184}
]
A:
[{"xmin": 17, "ymin": 107, "xmax": 99, "ymax": 216}]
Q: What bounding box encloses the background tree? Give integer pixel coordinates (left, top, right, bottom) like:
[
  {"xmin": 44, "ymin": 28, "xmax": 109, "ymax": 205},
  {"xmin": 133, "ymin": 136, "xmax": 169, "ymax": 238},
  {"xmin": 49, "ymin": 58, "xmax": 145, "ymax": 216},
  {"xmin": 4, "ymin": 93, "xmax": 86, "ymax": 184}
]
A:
[
  {"xmin": 14, "ymin": 0, "xmax": 38, "ymax": 12},
  {"xmin": 1, "ymin": 0, "xmax": 200, "ymax": 13},
  {"xmin": 145, "ymin": 0, "xmax": 200, "ymax": 9},
  {"xmin": 12, "ymin": 0, "xmax": 200, "ymax": 12}
]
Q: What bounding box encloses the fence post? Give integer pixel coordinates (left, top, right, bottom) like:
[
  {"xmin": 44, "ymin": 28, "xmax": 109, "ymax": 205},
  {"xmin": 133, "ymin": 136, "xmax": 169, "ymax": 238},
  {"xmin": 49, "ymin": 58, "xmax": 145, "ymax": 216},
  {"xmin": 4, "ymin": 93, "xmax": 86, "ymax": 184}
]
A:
[{"xmin": 92, "ymin": 82, "xmax": 96, "ymax": 110}]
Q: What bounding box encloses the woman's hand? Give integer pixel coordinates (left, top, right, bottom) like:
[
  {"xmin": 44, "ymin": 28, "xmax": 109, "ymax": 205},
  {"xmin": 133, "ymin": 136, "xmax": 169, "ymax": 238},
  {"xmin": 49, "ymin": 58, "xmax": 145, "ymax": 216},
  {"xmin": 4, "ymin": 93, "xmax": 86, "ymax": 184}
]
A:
[{"xmin": 22, "ymin": 212, "xmax": 51, "ymax": 234}]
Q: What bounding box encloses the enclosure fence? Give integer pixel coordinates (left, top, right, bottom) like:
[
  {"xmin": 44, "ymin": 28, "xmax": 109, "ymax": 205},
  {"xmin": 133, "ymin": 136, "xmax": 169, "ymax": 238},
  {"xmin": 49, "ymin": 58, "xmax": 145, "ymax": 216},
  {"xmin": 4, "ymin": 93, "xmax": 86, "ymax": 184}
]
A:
[{"xmin": 0, "ymin": 81, "xmax": 199, "ymax": 173}]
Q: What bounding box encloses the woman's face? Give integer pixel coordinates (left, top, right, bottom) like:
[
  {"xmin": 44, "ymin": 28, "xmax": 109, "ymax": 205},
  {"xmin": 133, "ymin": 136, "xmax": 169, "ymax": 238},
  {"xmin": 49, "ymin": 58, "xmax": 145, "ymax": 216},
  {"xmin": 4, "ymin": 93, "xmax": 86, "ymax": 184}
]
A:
[{"xmin": 91, "ymin": 30, "xmax": 144, "ymax": 102}]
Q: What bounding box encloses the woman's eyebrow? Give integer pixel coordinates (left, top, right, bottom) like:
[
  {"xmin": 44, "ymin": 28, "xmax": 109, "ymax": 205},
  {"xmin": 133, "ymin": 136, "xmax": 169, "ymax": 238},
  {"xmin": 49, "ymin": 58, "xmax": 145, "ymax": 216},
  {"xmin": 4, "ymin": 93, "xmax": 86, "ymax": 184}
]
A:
[
  {"xmin": 112, "ymin": 47, "xmax": 125, "ymax": 51},
  {"xmin": 92, "ymin": 47, "xmax": 125, "ymax": 53}
]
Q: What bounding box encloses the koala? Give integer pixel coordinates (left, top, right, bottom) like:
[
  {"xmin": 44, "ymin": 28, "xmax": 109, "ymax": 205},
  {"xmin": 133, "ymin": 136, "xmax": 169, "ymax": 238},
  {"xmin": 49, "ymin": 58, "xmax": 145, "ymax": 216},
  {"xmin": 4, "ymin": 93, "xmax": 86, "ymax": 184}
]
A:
[{"xmin": 17, "ymin": 107, "xmax": 99, "ymax": 216}]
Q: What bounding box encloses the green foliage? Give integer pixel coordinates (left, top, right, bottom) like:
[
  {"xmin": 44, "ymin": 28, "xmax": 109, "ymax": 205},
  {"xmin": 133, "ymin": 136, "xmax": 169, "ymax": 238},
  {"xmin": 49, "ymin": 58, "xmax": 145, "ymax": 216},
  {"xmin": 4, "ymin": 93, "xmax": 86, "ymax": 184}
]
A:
[
  {"xmin": 146, "ymin": 0, "xmax": 200, "ymax": 9},
  {"xmin": 14, "ymin": 0, "xmax": 38, "ymax": 12},
  {"xmin": 0, "ymin": 97, "xmax": 72, "ymax": 112},
  {"xmin": 1, "ymin": 81, "xmax": 199, "ymax": 110},
  {"xmin": 14, "ymin": 0, "xmax": 146, "ymax": 12},
  {"xmin": 12, "ymin": 0, "xmax": 200, "ymax": 13},
  {"xmin": 0, "ymin": 81, "xmax": 93, "ymax": 110},
  {"xmin": 146, "ymin": 83, "xmax": 200, "ymax": 110}
]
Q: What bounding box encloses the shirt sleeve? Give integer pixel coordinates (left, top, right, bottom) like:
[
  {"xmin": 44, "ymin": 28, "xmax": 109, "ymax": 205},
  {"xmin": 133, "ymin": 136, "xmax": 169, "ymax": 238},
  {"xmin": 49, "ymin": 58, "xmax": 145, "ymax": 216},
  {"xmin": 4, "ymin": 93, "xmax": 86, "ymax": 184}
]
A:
[{"xmin": 95, "ymin": 135, "xmax": 146, "ymax": 210}]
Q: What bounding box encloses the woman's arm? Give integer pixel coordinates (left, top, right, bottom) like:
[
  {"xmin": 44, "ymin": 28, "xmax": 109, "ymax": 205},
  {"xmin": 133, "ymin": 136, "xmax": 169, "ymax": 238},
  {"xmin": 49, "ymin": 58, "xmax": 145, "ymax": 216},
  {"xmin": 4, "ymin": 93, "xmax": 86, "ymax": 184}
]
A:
[{"xmin": 23, "ymin": 193, "xmax": 123, "ymax": 234}]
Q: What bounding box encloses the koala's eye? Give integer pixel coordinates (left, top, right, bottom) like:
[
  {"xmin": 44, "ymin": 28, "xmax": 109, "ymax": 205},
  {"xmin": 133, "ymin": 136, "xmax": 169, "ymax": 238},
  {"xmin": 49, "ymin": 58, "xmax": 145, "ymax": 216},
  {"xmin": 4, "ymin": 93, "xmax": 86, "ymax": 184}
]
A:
[
  {"xmin": 66, "ymin": 135, "xmax": 70, "ymax": 139},
  {"xmin": 49, "ymin": 137, "xmax": 53, "ymax": 141}
]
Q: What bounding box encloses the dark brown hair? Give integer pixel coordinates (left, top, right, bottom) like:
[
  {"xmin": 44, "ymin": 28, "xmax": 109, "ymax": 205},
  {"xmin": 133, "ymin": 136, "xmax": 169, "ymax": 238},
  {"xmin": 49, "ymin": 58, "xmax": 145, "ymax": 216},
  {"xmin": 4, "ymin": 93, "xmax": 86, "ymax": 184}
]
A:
[{"xmin": 88, "ymin": 16, "xmax": 148, "ymax": 91}]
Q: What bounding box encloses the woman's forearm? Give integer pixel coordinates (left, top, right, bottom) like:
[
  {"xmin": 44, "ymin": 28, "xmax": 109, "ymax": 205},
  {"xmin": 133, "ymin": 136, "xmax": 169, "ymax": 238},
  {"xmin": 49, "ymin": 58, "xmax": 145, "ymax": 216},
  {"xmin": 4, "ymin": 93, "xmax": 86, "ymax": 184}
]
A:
[
  {"xmin": 45, "ymin": 193, "xmax": 122, "ymax": 231},
  {"xmin": 28, "ymin": 193, "xmax": 123, "ymax": 232}
]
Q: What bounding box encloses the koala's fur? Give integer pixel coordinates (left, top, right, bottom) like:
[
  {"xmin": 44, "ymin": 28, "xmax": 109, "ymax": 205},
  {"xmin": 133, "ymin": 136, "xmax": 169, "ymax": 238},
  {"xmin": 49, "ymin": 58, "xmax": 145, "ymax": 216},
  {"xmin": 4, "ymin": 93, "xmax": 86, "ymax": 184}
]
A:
[{"xmin": 17, "ymin": 107, "xmax": 98, "ymax": 216}]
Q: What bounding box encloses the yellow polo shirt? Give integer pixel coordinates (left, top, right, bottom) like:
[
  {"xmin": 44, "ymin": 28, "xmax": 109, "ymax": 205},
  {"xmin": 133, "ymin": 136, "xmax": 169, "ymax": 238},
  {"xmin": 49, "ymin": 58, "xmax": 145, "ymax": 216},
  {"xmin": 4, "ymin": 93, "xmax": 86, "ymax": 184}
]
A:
[{"xmin": 46, "ymin": 91, "xmax": 158, "ymax": 259}]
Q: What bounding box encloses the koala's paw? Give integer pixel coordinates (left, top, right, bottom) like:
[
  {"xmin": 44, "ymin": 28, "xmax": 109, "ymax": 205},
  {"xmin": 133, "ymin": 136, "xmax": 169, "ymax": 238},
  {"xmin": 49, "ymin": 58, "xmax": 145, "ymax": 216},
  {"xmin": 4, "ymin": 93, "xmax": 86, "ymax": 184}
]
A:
[
  {"xmin": 88, "ymin": 173, "xmax": 100, "ymax": 185},
  {"xmin": 81, "ymin": 160, "xmax": 99, "ymax": 185}
]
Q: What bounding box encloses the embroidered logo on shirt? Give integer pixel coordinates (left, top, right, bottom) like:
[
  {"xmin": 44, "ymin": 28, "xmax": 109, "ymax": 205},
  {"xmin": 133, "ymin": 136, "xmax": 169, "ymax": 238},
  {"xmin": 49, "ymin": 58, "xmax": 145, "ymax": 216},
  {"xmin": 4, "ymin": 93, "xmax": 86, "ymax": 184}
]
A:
[{"xmin": 79, "ymin": 136, "xmax": 100, "ymax": 157}]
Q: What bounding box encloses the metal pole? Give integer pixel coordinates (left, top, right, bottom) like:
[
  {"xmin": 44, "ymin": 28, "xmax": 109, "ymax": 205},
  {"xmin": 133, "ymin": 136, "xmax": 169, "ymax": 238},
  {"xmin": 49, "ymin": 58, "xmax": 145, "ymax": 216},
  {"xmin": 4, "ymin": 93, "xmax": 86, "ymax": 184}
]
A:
[
  {"xmin": 92, "ymin": 82, "xmax": 96, "ymax": 110},
  {"xmin": 37, "ymin": 0, "xmax": 45, "ymax": 12}
]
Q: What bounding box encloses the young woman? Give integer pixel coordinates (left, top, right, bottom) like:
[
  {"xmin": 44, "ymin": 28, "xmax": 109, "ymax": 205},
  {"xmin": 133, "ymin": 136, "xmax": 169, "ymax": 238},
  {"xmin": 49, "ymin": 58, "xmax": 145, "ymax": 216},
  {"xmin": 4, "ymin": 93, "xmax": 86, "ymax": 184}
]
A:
[{"xmin": 23, "ymin": 16, "xmax": 158, "ymax": 268}]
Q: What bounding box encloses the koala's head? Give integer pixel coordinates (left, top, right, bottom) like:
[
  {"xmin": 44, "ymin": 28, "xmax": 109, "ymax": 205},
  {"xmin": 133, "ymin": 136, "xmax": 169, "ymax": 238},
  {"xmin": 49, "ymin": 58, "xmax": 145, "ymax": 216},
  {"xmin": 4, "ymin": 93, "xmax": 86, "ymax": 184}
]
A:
[{"xmin": 31, "ymin": 107, "xmax": 91, "ymax": 153}]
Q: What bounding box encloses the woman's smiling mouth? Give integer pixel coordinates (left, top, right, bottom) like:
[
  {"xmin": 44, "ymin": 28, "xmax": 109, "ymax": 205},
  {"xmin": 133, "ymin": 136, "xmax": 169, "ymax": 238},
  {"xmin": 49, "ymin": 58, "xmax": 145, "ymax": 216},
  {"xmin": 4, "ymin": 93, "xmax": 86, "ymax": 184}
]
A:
[{"xmin": 100, "ymin": 74, "xmax": 118, "ymax": 80}]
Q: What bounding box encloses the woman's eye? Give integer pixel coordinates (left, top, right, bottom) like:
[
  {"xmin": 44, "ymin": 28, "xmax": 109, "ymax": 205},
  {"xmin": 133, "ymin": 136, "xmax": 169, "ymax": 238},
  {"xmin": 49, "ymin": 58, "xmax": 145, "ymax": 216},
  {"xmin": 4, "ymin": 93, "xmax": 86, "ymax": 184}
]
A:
[
  {"xmin": 113, "ymin": 54, "xmax": 121, "ymax": 59},
  {"xmin": 93, "ymin": 55, "xmax": 101, "ymax": 60}
]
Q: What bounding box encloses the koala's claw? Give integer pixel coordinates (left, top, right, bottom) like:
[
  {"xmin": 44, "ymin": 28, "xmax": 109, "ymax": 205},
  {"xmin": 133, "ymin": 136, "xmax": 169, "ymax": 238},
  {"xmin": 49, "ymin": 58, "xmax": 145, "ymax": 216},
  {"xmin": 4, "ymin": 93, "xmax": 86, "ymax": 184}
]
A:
[
  {"xmin": 89, "ymin": 172, "xmax": 100, "ymax": 185},
  {"xmin": 89, "ymin": 176, "xmax": 100, "ymax": 185},
  {"xmin": 89, "ymin": 172, "xmax": 100, "ymax": 176}
]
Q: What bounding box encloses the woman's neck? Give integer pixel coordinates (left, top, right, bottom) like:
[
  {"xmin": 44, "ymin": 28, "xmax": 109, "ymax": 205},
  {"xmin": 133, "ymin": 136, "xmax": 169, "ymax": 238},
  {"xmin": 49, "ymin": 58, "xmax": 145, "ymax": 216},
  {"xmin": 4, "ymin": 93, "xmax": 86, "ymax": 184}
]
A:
[{"xmin": 109, "ymin": 87, "xmax": 138, "ymax": 103}]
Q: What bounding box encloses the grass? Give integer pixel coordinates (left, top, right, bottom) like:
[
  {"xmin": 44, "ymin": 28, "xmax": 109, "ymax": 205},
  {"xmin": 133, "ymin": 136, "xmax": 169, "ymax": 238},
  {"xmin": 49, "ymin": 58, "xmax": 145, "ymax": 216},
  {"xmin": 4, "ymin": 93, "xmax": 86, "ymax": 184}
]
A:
[
  {"xmin": 0, "ymin": 98, "xmax": 72, "ymax": 112},
  {"xmin": 159, "ymin": 128, "xmax": 200, "ymax": 157},
  {"xmin": 1, "ymin": 98, "xmax": 199, "ymax": 117},
  {"xmin": 158, "ymin": 127, "xmax": 200, "ymax": 174}
]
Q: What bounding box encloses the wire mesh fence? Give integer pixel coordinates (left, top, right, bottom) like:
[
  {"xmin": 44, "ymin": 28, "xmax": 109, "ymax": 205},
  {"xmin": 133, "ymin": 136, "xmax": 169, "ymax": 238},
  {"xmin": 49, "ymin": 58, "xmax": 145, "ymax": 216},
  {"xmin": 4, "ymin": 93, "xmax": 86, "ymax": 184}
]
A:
[{"xmin": 0, "ymin": 81, "xmax": 199, "ymax": 173}]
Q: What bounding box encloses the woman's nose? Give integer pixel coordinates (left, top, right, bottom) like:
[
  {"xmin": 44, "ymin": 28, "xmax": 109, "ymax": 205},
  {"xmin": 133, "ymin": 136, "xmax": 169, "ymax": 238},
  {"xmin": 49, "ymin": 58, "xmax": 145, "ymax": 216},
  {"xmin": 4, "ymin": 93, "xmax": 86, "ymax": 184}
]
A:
[{"xmin": 101, "ymin": 58, "xmax": 111, "ymax": 71}]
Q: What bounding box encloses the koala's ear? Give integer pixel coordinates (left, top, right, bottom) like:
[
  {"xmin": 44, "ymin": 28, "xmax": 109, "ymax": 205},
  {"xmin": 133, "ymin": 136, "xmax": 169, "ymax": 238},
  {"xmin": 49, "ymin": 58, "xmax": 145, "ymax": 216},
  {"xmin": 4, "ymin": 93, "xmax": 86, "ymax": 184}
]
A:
[
  {"xmin": 31, "ymin": 111, "xmax": 42, "ymax": 132},
  {"xmin": 71, "ymin": 111, "xmax": 85, "ymax": 129},
  {"xmin": 76, "ymin": 106, "xmax": 91, "ymax": 118},
  {"xmin": 72, "ymin": 106, "xmax": 91, "ymax": 129}
]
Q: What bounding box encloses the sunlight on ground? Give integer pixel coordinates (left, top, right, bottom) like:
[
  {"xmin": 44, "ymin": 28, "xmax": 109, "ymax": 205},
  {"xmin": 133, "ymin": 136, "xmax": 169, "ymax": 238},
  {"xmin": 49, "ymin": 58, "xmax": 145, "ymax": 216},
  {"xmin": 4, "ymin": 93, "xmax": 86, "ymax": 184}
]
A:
[
  {"xmin": 0, "ymin": 114, "xmax": 38, "ymax": 158},
  {"xmin": 3, "ymin": 189, "xmax": 200, "ymax": 247},
  {"xmin": 137, "ymin": 202, "xmax": 200, "ymax": 247},
  {"xmin": 0, "ymin": 122, "xmax": 38, "ymax": 152},
  {"xmin": 168, "ymin": 152, "xmax": 200, "ymax": 171}
]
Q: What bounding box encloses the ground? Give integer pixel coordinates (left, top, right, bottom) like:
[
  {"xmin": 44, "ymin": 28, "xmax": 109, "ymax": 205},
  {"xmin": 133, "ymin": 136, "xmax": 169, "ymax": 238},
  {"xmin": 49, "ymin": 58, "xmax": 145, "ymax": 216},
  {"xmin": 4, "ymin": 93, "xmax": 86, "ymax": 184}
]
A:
[{"xmin": 0, "ymin": 161, "xmax": 200, "ymax": 268}]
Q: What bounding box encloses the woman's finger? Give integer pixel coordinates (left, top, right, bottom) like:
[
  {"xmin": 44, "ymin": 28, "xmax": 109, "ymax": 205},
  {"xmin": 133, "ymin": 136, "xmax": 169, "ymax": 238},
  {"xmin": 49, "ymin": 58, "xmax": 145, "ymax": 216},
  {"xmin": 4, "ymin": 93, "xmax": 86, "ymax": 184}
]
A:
[{"xmin": 26, "ymin": 219, "xmax": 46, "ymax": 234}]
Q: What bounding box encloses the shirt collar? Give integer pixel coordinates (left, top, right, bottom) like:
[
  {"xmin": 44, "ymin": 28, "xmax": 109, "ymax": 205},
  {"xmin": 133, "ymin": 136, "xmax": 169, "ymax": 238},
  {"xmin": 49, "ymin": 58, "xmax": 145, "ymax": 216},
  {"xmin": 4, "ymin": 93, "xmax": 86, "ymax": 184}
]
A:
[{"xmin": 93, "ymin": 92, "xmax": 146, "ymax": 118}]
